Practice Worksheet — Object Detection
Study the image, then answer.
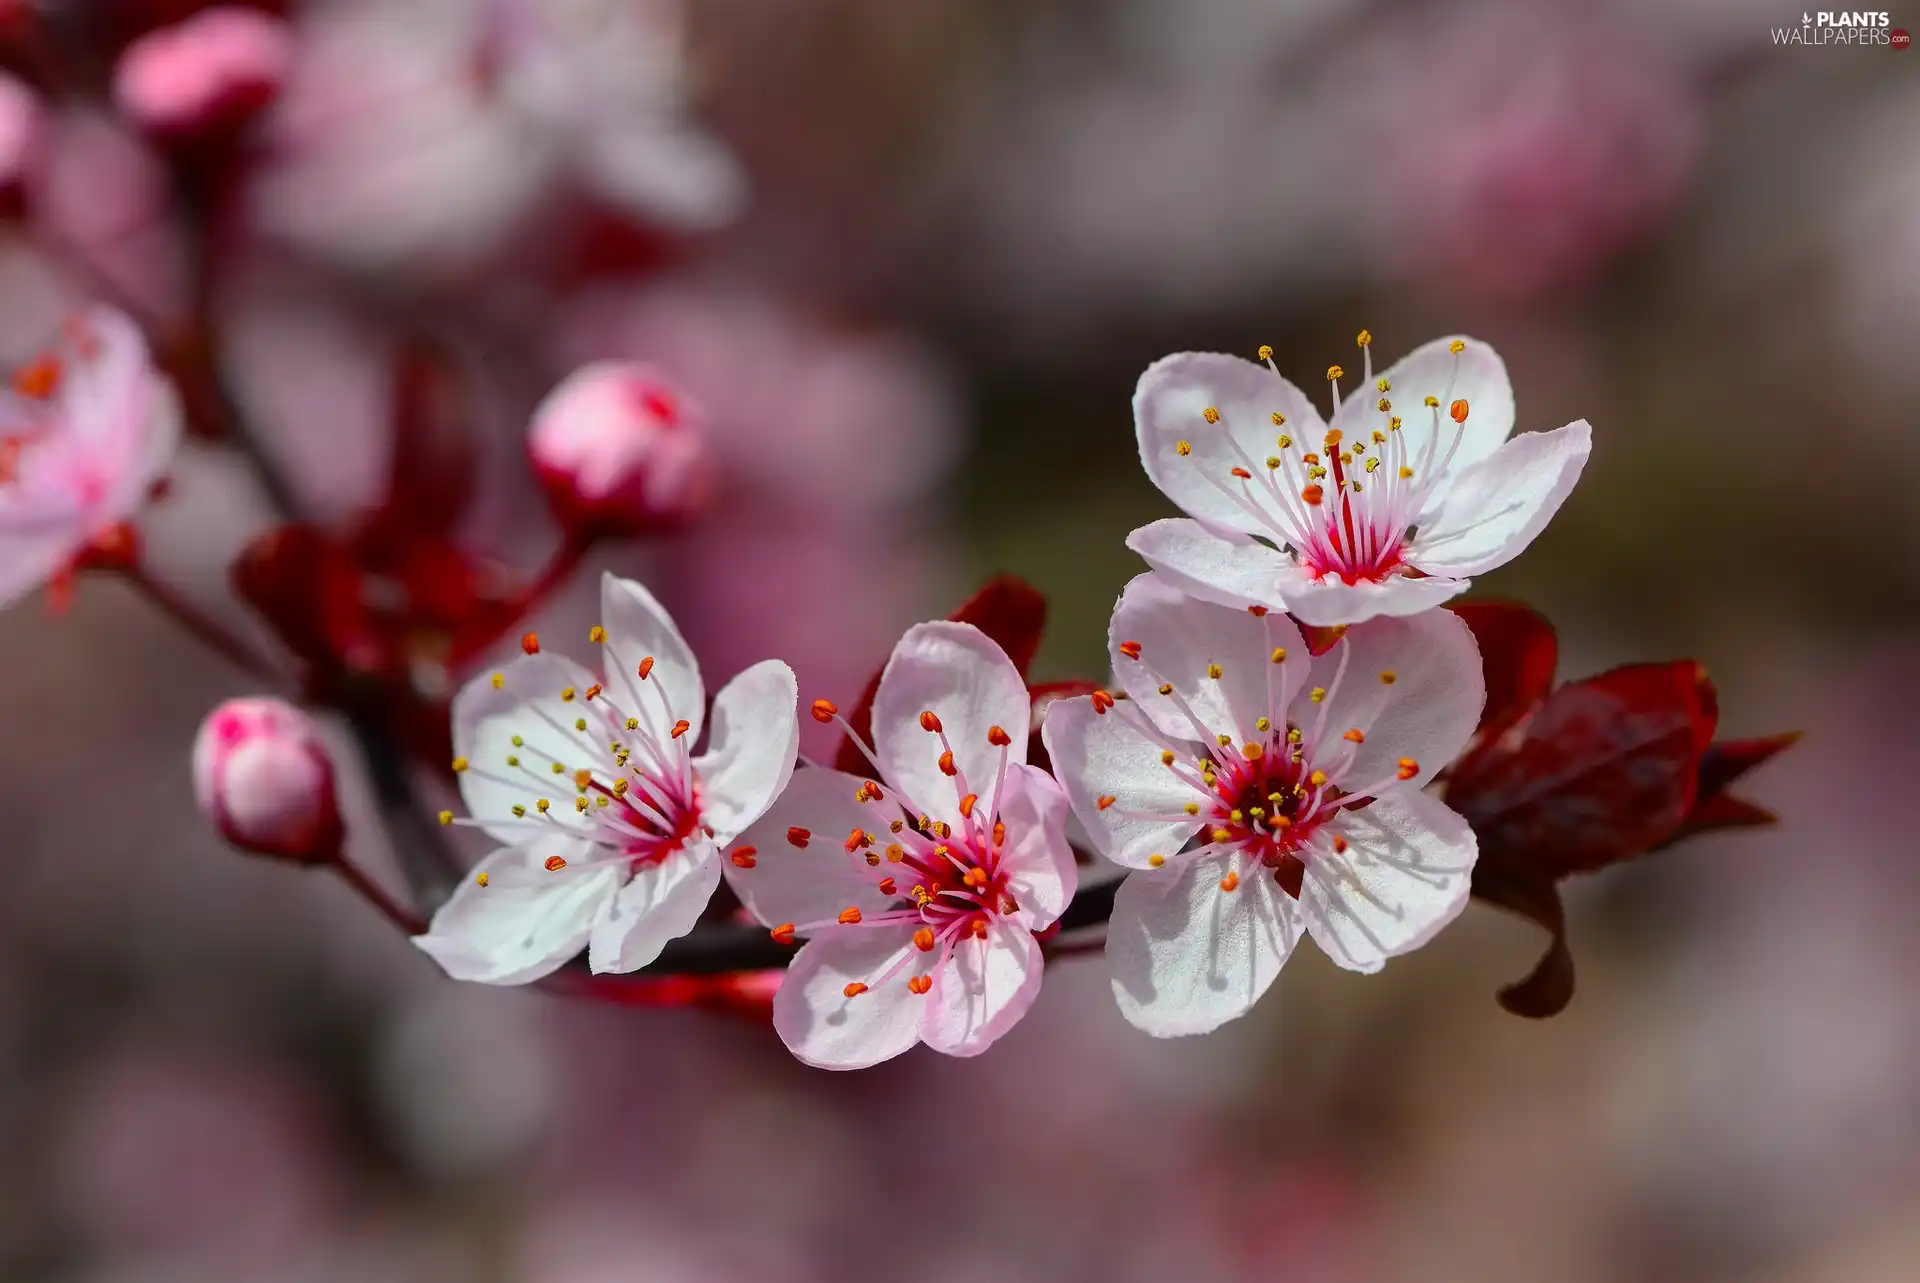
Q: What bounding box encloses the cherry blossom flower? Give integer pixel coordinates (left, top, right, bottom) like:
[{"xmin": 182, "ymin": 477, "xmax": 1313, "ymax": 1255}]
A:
[
  {"xmin": 722, "ymin": 622, "xmax": 1076, "ymax": 1069},
  {"xmin": 1129, "ymin": 333, "xmax": 1590, "ymax": 626},
  {"xmin": 528, "ymin": 361, "xmax": 712, "ymax": 537},
  {"xmin": 414, "ymin": 572, "xmax": 798, "ymax": 985},
  {"xmin": 112, "ymin": 6, "xmax": 292, "ymax": 139},
  {"xmin": 193, "ymin": 698, "xmax": 344, "ymax": 864},
  {"xmin": 1042, "ymin": 574, "xmax": 1484, "ymax": 1036},
  {"xmin": 0, "ymin": 306, "xmax": 181, "ymax": 609}
]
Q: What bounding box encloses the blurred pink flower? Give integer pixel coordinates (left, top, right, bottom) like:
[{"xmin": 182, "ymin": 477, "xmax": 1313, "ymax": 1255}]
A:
[
  {"xmin": 0, "ymin": 69, "xmax": 39, "ymax": 196},
  {"xmin": 417, "ymin": 573, "xmax": 797, "ymax": 984},
  {"xmin": 28, "ymin": 110, "xmax": 188, "ymax": 322},
  {"xmin": 724, "ymin": 622, "xmax": 1075, "ymax": 1068},
  {"xmin": 1128, "ymin": 336, "xmax": 1590, "ymax": 625},
  {"xmin": 530, "ymin": 361, "xmax": 712, "ymax": 537},
  {"xmin": 1350, "ymin": 3, "xmax": 1702, "ymax": 302},
  {"xmin": 113, "ymin": 5, "xmax": 293, "ymax": 139},
  {"xmin": 193, "ymin": 696, "xmax": 344, "ymax": 864},
  {"xmin": 1045, "ymin": 579, "xmax": 1482, "ymax": 1036},
  {"xmin": 250, "ymin": 0, "xmax": 741, "ymax": 279},
  {"xmin": 0, "ymin": 305, "xmax": 179, "ymax": 608}
]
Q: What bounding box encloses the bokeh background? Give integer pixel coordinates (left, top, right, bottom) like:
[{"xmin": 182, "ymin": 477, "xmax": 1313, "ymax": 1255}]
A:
[{"xmin": 1, "ymin": 0, "xmax": 1913, "ymax": 1279}]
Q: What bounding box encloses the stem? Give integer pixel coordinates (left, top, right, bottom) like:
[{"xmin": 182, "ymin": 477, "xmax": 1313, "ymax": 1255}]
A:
[
  {"xmin": 124, "ymin": 562, "xmax": 281, "ymax": 681},
  {"xmin": 331, "ymin": 854, "xmax": 429, "ymax": 936}
]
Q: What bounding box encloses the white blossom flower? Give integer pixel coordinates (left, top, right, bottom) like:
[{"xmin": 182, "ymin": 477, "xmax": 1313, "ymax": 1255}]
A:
[
  {"xmin": 0, "ymin": 306, "xmax": 180, "ymax": 609},
  {"xmin": 722, "ymin": 622, "xmax": 1076, "ymax": 1069},
  {"xmin": 1043, "ymin": 574, "xmax": 1484, "ymax": 1036},
  {"xmin": 1129, "ymin": 334, "xmax": 1589, "ymax": 626},
  {"xmin": 415, "ymin": 572, "xmax": 797, "ymax": 984}
]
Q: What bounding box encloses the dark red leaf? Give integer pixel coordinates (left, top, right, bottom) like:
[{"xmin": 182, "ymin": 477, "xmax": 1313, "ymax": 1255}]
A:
[
  {"xmin": 1471, "ymin": 859, "xmax": 1577, "ymax": 1019},
  {"xmin": 1450, "ymin": 661, "xmax": 1719, "ymax": 883},
  {"xmin": 1448, "ymin": 599, "xmax": 1558, "ymax": 735},
  {"xmin": 231, "ymin": 524, "xmax": 386, "ymax": 677},
  {"xmin": 834, "ymin": 575, "xmax": 1049, "ymax": 775},
  {"xmin": 1295, "ymin": 621, "xmax": 1348, "ymax": 656},
  {"xmin": 1655, "ymin": 730, "xmax": 1799, "ymax": 848}
]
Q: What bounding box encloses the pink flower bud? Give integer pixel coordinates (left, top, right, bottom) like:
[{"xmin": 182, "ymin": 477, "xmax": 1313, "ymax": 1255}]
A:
[
  {"xmin": 0, "ymin": 70, "xmax": 39, "ymax": 199},
  {"xmin": 528, "ymin": 362, "xmax": 713, "ymax": 537},
  {"xmin": 112, "ymin": 7, "xmax": 291, "ymax": 140},
  {"xmin": 193, "ymin": 698, "xmax": 343, "ymax": 864}
]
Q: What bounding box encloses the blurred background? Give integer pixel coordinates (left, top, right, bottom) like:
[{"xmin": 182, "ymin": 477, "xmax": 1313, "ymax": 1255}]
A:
[{"xmin": 0, "ymin": 0, "xmax": 1911, "ymax": 1279}]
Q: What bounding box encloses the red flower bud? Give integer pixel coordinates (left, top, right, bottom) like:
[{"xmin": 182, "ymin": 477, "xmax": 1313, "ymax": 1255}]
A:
[
  {"xmin": 528, "ymin": 363, "xmax": 713, "ymax": 537},
  {"xmin": 192, "ymin": 698, "xmax": 342, "ymax": 864}
]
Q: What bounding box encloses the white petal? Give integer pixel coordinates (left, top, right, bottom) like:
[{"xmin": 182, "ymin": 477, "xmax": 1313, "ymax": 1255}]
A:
[
  {"xmin": 586, "ymin": 841, "xmax": 722, "ymax": 974},
  {"xmin": 693, "ymin": 659, "xmax": 798, "ymax": 844},
  {"xmin": 1108, "ymin": 572, "xmax": 1308, "ymax": 744},
  {"xmin": 1289, "ymin": 610, "xmax": 1484, "ymax": 791},
  {"xmin": 1125, "ymin": 518, "xmax": 1294, "ymax": 612},
  {"xmin": 992, "ymin": 763, "xmax": 1077, "ymax": 929},
  {"xmin": 598, "ymin": 572, "xmax": 705, "ymax": 746},
  {"xmin": 1407, "ymin": 420, "xmax": 1591, "ymax": 579},
  {"xmin": 1041, "ymin": 695, "xmax": 1202, "ymax": 870},
  {"xmin": 413, "ymin": 834, "xmax": 614, "ymax": 985},
  {"xmin": 1273, "ymin": 570, "xmax": 1471, "ymax": 628},
  {"xmin": 1301, "ymin": 789, "xmax": 1476, "ymax": 973},
  {"xmin": 1135, "ymin": 351, "xmax": 1326, "ymax": 537},
  {"xmin": 921, "ymin": 920, "xmax": 1044, "ymax": 1057},
  {"xmin": 719, "ymin": 765, "xmax": 902, "ymax": 931},
  {"xmin": 1330, "ymin": 336, "xmax": 1514, "ymax": 476},
  {"xmin": 871, "ymin": 621, "xmax": 1028, "ymax": 829},
  {"xmin": 1107, "ymin": 848, "xmax": 1301, "ymax": 1037},
  {"xmin": 773, "ymin": 927, "xmax": 935, "ymax": 1069},
  {"xmin": 453, "ymin": 652, "xmax": 617, "ymax": 844}
]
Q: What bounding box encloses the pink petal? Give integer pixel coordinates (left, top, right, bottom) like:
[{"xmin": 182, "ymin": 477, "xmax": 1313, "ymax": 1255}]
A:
[
  {"xmin": 871, "ymin": 621, "xmax": 1028, "ymax": 829},
  {"xmin": 692, "ymin": 659, "xmax": 798, "ymax": 844},
  {"xmin": 1408, "ymin": 419, "xmax": 1591, "ymax": 578}
]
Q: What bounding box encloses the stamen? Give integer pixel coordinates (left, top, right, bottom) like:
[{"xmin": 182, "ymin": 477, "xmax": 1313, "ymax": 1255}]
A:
[
  {"xmin": 810, "ymin": 699, "xmax": 838, "ymax": 723},
  {"xmin": 843, "ymin": 983, "xmax": 868, "ymax": 998},
  {"xmin": 521, "ymin": 633, "xmax": 540, "ymax": 654},
  {"xmin": 908, "ymin": 975, "xmax": 932, "ymax": 995},
  {"xmin": 771, "ymin": 923, "xmax": 797, "ymax": 945},
  {"xmin": 787, "ymin": 827, "xmax": 811, "ymax": 848}
]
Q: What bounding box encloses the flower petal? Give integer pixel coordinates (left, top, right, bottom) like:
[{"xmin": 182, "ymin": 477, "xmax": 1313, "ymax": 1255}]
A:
[
  {"xmin": 992, "ymin": 763, "xmax": 1077, "ymax": 929},
  {"xmin": 1107, "ymin": 848, "xmax": 1301, "ymax": 1037},
  {"xmin": 1330, "ymin": 336, "xmax": 1514, "ymax": 476},
  {"xmin": 1301, "ymin": 788, "xmax": 1477, "ymax": 973},
  {"xmin": 1135, "ymin": 351, "xmax": 1326, "ymax": 537},
  {"xmin": 1108, "ymin": 572, "xmax": 1308, "ymax": 744},
  {"xmin": 1041, "ymin": 695, "xmax": 1202, "ymax": 870},
  {"xmin": 453, "ymin": 652, "xmax": 617, "ymax": 844},
  {"xmin": 693, "ymin": 658, "xmax": 798, "ymax": 844},
  {"xmin": 921, "ymin": 919, "xmax": 1044, "ymax": 1057},
  {"xmin": 598, "ymin": 572, "xmax": 704, "ymax": 746},
  {"xmin": 1407, "ymin": 420, "xmax": 1591, "ymax": 579},
  {"xmin": 1290, "ymin": 610, "xmax": 1484, "ymax": 792},
  {"xmin": 586, "ymin": 841, "xmax": 722, "ymax": 974},
  {"xmin": 413, "ymin": 833, "xmax": 614, "ymax": 985},
  {"xmin": 1275, "ymin": 571, "xmax": 1471, "ymax": 628},
  {"xmin": 773, "ymin": 927, "xmax": 934, "ymax": 1069},
  {"xmin": 871, "ymin": 621, "xmax": 1028, "ymax": 828},
  {"xmin": 719, "ymin": 765, "xmax": 902, "ymax": 931},
  {"xmin": 1125, "ymin": 517, "xmax": 1293, "ymax": 612}
]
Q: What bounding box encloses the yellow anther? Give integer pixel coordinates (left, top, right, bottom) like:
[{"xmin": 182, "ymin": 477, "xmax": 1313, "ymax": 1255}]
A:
[
  {"xmin": 550, "ymin": 762, "xmax": 564, "ymax": 775},
  {"xmin": 1376, "ymin": 378, "xmax": 1390, "ymax": 393},
  {"xmin": 1206, "ymin": 663, "xmax": 1223, "ymax": 680},
  {"xmin": 589, "ymin": 625, "xmax": 606, "ymax": 644},
  {"xmin": 536, "ymin": 798, "xmax": 551, "ymax": 813},
  {"xmin": 1424, "ymin": 395, "xmax": 1439, "ymax": 407},
  {"xmin": 1379, "ymin": 670, "xmax": 1398, "ymax": 685},
  {"xmin": 1148, "ymin": 854, "xmax": 1166, "ymax": 868},
  {"xmin": 451, "ymin": 757, "xmax": 469, "ymax": 773},
  {"xmin": 1389, "ymin": 416, "xmax": 1402, "ymax": 430},
  {"xmin": 1217, "ymin": 734, "xmax": 1233, "ymax": 747},
  {"xmin": 595, "ymin": 796, "xmax": 609, "ymax": 808},
  {"xmin": 1356, "ymin": 330, "xmax": 1372, "ymax": 347},
  {"xmin": 475, "ymin": 872, "xmax": 490, "ymax": 887},
  {"xmin": 1158, "ymin": 683, "xmax": 1173, "ymax": 696},
  {"xmin": 1202, "ymin": 406, "xmax": 1221, "ymax": 424},
  {"xmin": 1241, "ymin": 742, "xmax": 1263, "ymax": 761},
  {"xmin": 1257, "ymin": 344, "xmax": 1273, "ymax": 361},
  {"xmin": 1400, "ymin": 466, "xmax": 1414, "ymax": 478},
  {"xmin": 1229, "ymin": 809, "xmax": 1244, "ymax": 824},
  {"xmin": 1272, "ymin": 413, "xmax": 1287, "ymax": 428},
  {"xmin": 1255, "ymin": 716, "xmax": 1271, "ymax": 732},
  {"xmin": 505, "ymin": 755, "xmax": 519, "ymax": 767},
  {"xmin": 1372, "ymin": 430, "xmax": 1385, "ymax": 443},
  {"xmin": 438, "ymin": 810, "xmax": 454, "ymax": 826},
  {"xmin": 574, "ymin": 718, "xmax": 587, "ymax": 731},
  {"xmin": 575, "ymin": 797, "xmax": 588, "ymax": 813},
  {"xmin": 1276, "ymin": 433, "xmax": 1292, "ymax": 448},
  {"xmin": 511, "ymin": 804, "xmax": 527, "ymax": 818},
  {"xmin": 1161, "ymin": 750, "xmax": 1176, "ymax": 765},
  {"xmin": 625, "ymin": 718, "xmax": 639, "ymax": 730},
  {"xmin": 561, "ymin": 687, "xmax": 576, "ymax": 702},
  {"xmin": 1365, "ymin": 457, "xmax": 1380, "ymax": 473},
  {"xmin": 1326, "ymin": 365, "xmax": 1343, "ymax": 381},
  {"xmin": 510, "ymin": 735, "xmax": 523, "ymax": 747},
  {"xmin": 1184, "ymin": 803, "xmax": 1200, "ymax": 816},
  {"xmin": 1287, "ymin": 727, "xmax": 1302, "ymax": 742},
  {"xmin": 1271, "ymin": 647, "xmax": 1287, "ymax": 663},
  {"xmin": 1376, "ymin": 398, "xmax": 1390, "ymax": 412},
  {"xmin": 1309, "ymin": 687, "xmax": 1326, "ymax": 703},
  {"xmin": 1176, "ymin": 440, "xmax": 1192, "ymax": 456},
  {"xmin": 490, "ymin": 673, "xmax": 505, "ymax": 690},
  {"xmin": 1448, "ymin": 338, "xmax": 1466, "ymax": 354},
  {"xmin": 1266, "ymin": 456, "xmax": 1282, "ymax": 470},
  {"xmin": 1308, "ymin": 770, "xmax": 1327, "ymax": 787}
]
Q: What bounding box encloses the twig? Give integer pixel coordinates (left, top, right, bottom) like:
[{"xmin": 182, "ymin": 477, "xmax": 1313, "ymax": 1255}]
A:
[
  {"xmin": 123, "ymin": 562, "xmax": 281, "ymax": 682},
  {"xmin": 331, "ymin": 854, "xmax": 428, "ymax": 936}
]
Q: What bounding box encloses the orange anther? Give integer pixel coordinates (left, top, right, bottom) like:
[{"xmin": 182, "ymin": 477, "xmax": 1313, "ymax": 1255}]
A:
[
  {"xmin": 1202, "ymin": 406, "xmax": 1221, "ymax": 424},
  {"xmin": 11, "ymin": 354, "xmax": 62, "ymax": 399},
  {"xmin": 838, "ymin": 906, "xmax": 863, "ymax": 925},
  {"xmin": 920, "ymin": 711, "xmax": 943, "ymax": 733},
  {"xmin": 987, "ymin": 725, "xmax": 1012, "ymax": 747},
  {"xmin": 908, "ymin": 975, "xmax": 933, "ymax": 995},
  {"xmin": 938, "ymin": 750, "xmax": 956, "ymax": 776},
  {"xmin": 913, "ymin": 927, "xmax": 936, "ymax": 952},
  {"xmin": 521, "ymin": 632, "xmax": 541, "ymax": 654},
  {"xmin": 1247, "ymin": 605, "xmax": 1269, "ymax": 617},
  {"xmin": 1091, "ymin": 690, "xmax": 1116, "ymax": 714},
  {"xmin": 1343, "ymin": 728, "xmax": 1365, "ymax": 743},
  {"xmin": 1242, "ymin": 742, "xmax": 1264, "ymax": 761},
  {"xmin": 1230, "ymin": 466, "xmax": 1252, "ymax": 479},
  {"xmin": 584, "ymin": 683, "xmax": 602, "ymax": 701},
  {"xmin": 1331, "ymin": 835, "xmax": 1349, "ymax": 853},
  {"xmin": 544, "ymin": 855, "xmax": 568, "ymax": 871},
  {"xmin": 1450, "ymin": 399, "xmax": 1469, "ymax": 424},
  {"xmin": 637, "ymin": 656, "xmax": 655, "ymax": 680},
  {"xmin": 786, "ymin": 826, "xmax": 811, "ymax": 848},
  {"xmin": 843, "ymin": 982, "xmax": 868, "ymax": 998},
  {"xmin": 963, "ymin": 866, "xmax": 989, "ymax": 889},
  {"xmin": 844, "ymin": 828, "xmax": 869, "ymax": 853},
  {"xmin": 1219, "ymin": 870, "xmax": 1240, "ymax": 893},
  {"xmin": 1396, "ymin": 757, "xmax": 1419, "ymax": 780},
  {"xmin": 958, "ymin": 792, "xmax": 978, "ymax": 818},
  {"xmin": 1301, "ymin": 484, "xmax": 1324, "ymax": 506},
  {"xmin": 771, "ymin": 923, "xmax": 797, "ymax": 945},
  {"xmin": 1096, "ymin": 795, "xmax": 1117, "ymax": 811},
  {"xmin": 1118, "ymin": 640, "xmax": 1142, "ymax": 661},
  {"xmin": 970, "ymin": 918, "xmax": 989, "ymax": 939},
  {"xmin": 878, "ymin": 877, "xmax": 897, "ymax": 896},
  {"xmin": 729, "ymin": 846, "xmax": 758, "ymax": 868},
  {"xmin": 670, "ymin": 719, "xmax": 691, "ymax": 739},
  {"xmin": 811, "ymin": 699, "xmax": 839, "ymax": 724}
]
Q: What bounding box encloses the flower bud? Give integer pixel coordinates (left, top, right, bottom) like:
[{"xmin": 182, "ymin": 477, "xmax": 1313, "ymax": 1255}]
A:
[
  {"xmin": 193, "ymin": 698, "xmax": 343, "ymax": 864},
  {"xmin": 528, "ymin": 363, "xmax": 713, "ymax": 537},
  {"xmin": 112, "ymin": 7, "xmax": 291, "ymax": 140},
  {"xmin": 0, "ymin": 71, "xmax": 39, "ymax": 203}
]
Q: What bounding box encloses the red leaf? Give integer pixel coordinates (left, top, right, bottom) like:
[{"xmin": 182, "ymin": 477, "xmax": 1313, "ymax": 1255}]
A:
[
  {"xmin": 1448, "ymin": 599, "xmax": 1558, "ymax": 735},
  {"xmin": 231, "ymin": 525, "xmax": 386, "ymax": 677},
  {"xmin": 1471, "ymin": 858, "xmax": 1577, "ymax": 1019},
  {"xmin": 1450, "ymin": 660, "xmax": 1719, "ymax": 883},
  {"xmin": 1295, "ymin": 621, "xmax": 1348, "ymax": 656},
  {"xmin": 833, "ymin": 575, "xmax": 1049, "ymax": 775},
  {"xmin": 1657, "ymin": 730, "xmax": 1799, "ymax": 848},
  {"xmin": 552, "ymin": 969, "xmax": 781, "ymax": 1020}
]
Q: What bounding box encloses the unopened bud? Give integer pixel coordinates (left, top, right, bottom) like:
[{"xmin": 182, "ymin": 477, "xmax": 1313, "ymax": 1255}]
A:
[
  {"xmin": 112, "ymin": 7, "xmax": 291, "ymax": 140},
  {"xmin": 528, "ymin": 363, "xmax": 713, "ymax": 537},
  {"xmin": 192, "ymin": 697, "xmax": 342, "ymax": 863}
]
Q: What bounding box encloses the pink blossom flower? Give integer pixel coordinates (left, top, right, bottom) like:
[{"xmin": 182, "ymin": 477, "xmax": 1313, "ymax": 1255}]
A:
[
  {"xmin": 113, "ymin": 6, "xmax": 292, "ymax": 139},
  {"xmin": 0, "ymin": 306, "xmax": 180, "ymax": 608},
  {"xmin": 722, "ymin": 622, "xmax": 1077, "ymax": 1068},
  {"xmin": 193, "ymin": 697, "xmax": 344, "ymax": 864},
  {"xmin": 528, "ymin": 362, "xmax": 712, "ymax": 537},
  {"xmin": 1042, "ymin": 574, "xmax": 1484, "ymax": 1035},
  {"xmin": 0, "ymin": 69, "xmax": 39, "ymax": 197},
  {"xmin": 1129, "ymin": 334, "xmax": 1590, "ymax": 626},
  {"xmin": 416, "ymin": 572, "xmax": 798, "ymax": 985}
]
